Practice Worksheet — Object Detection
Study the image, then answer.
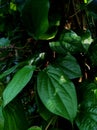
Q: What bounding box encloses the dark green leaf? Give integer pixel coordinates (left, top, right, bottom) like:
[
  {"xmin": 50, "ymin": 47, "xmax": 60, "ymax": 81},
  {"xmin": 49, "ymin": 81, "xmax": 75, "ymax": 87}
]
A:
[
  {"xmin": 3, "ymin": 98, "xmax": 28, "ymax": 130},
  {"xmin": 0, "ymin": 107, "xmax": 4, "ymax": 130},
  {"xmin": 76, "ymin": 105, "xmax": 97, "ymax": 130},
  {"xmin": 37, "ymin": 65, "xmax": 77, "ymax": 123},
  {"xmin": 54, "ymin": 54, "xmax": 82, "ymax": 79},
  {"xmin": 21, "ymin": 0, "xmax": 49, "ymax": 39},
  {"xmin": 76, "ymin": 82, "xmax": 97, "ymax": 130},
  {"xmin": 49, "ymin": 41, "xmax": 67, "ymax": 54},
  {"xmin": 0, "ymin": 65, "xmax": 18, "ymax": 80},
  {"xmin": 88, "ymin": 42, "xmax": 97, "ymax": 66},
  {"xmin": 37, "ymin": 95, "xmax": 53, "ymax": 121},
  {"xmin": 49, "ymin": 30, "xmax": 83, "ymax": 54},
  {"xmin": 3, "ymin": 65, "xmax": 36, "ymax": 107}
]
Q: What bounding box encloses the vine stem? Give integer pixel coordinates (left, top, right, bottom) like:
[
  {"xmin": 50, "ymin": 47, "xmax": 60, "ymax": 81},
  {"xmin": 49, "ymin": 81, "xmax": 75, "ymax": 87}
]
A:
[{"xmin": 45, "ymin": 116, "xmax": 56, "ymax": 130}]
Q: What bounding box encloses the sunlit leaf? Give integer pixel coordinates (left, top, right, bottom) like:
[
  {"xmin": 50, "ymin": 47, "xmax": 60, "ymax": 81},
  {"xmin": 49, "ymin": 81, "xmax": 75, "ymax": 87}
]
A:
[{"xmin": 3, "ymin": 65, "xmax": 36, "ymax": 107}]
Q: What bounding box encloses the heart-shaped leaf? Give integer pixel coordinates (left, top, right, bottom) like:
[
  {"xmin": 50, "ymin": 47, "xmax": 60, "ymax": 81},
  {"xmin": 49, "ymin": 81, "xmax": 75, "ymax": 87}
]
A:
[{"xmin": 37, "ymin": 65, "xmax": 77, "ymax": 123}]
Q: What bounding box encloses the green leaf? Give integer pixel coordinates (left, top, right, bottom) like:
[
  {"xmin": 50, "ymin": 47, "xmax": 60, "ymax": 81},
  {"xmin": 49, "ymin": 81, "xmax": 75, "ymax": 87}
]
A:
[
  {"xmin": 3, "ymin": 98, "xmax": 28, "ymax": 130},
  {"xmin": 59, "ymin": 30, "xmax": 83, "ymax": 53},
  {"xmin": 53, "ymin": 54, "xmax": 82, "ymax": 79},
  {"xmin": 36, "ymin": 95, "xmax": 53, "ymax": 121},
  {"xmin": 28, "ymin": 126, "xmax": 42, "ymax": 130},
  {"xmin": 21, "ymin": 0, "xmax": 49, "ymax": 39},
  {"xmin": 0, "ymin": 107, "xmax": 4, "ymax": 130},
  {"xmin": 37, "ymin": 65, "xmax": 77, "ymax": 123},
  {"xmin": 88, "ymin": 41, "xmax": 97, "ymax": 66},
  {"xmin": 76, "ymin": 82, "xmax": 97, "ymax": 129},
  {"xmin": 49, "ymin": 41, "xmax": 67, "ymax": 54},
  {"xmin": 80, "ymin": 30, "xmax": 93, "ymax": 51},
  {"xmin": 0, "ymin": 64, "xmax": 18, "ymax": 79},
  {"xmin": 49, "ymin": 30, "xmax": 83, "ymax": 54},
  {"xmin": 76, "ymin": 105, "xmax": 97, "ymax": 130},
  {"xmin": 3, "ymin": 65, "xmax": 36, "ymax": 107}
]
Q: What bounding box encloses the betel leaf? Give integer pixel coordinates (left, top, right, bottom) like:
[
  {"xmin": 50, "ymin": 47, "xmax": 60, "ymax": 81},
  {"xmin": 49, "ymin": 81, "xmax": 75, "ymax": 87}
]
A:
[
  {"xmin": 76, "ymin": 82, "xmax": 97, "ymax": 129},
  {"xmin": 49, "ymin": 41, "xmax": 67, "ymax": 54},
  {"xmin": 3, "ymin": 65, "xmax": 36, "ymax": 107},
  {"xmin": 36, "ymin": 95, "xmax": 53, "ymax": 121},
  {"xmin": 21, "ymin": 0, "xmax": 49, "ymax": 39},
  {"xmin": 37, "ymin": 65, "xmax": 77, "ymax": 123},
  {"xmin": 53, "ymin": 54, "xmax": 82, "ymax": 79},
  {"xmin": 76, "ymin": 105, "xmax": 97, "ymax": 130},
  {"xmin": 59, "ymin": 30, "xmax": 83, "ymax": 53},
  {"xmin": 49, "ymin": 30, "xmax": 83, "ymax": 54},
  {"xmin": 3, "ymin": 98, "xmax": 28, "ymax": 130}
]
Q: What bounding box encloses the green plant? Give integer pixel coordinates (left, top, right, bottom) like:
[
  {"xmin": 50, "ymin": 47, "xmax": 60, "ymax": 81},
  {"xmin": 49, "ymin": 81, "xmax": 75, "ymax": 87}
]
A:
[{"xmin": 0, "ymin": 0, "xmax": 97, "ymax": 129}]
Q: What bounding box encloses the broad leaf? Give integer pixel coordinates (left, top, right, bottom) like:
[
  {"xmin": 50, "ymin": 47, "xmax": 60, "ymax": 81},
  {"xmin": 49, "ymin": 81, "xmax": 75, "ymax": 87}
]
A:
[
  {"xmin": 53, "ymin": 54, "xmax": 82, "ymax": 79},
  {"xmin": 36, "ymin": 95, "xmax": 53, "ymax": 121},
  {"xmin": 21, "ymin": 0, "xmax": 49, "ymax": 39},
  {"xmin": 49, "ymin": 30, "xmax": 83, "ymax": 54},
  {"xmin": 37, "ymin": 65, "xmax": 77, "ymax": 123},
  {"xmin": 76, "ymin": 105, "xmax": 97, "ymax": 130},
  {"xmin": 80, "ymin": 30, "xmax": 93, "ymax": 51},
  {"xmin": 49, "ymin": 41, "xmax": 67, "ymax": 54},
  {"xmin": 3, "ymin": 65, "xmax": 36, "ymax": 107},
  {"xmin": 3, "ymin": 98, "xmax": 28, "ymax": 130},
  {"xmin": 76, "ymin": 82, "xmax": 97, "ymax": 130}
]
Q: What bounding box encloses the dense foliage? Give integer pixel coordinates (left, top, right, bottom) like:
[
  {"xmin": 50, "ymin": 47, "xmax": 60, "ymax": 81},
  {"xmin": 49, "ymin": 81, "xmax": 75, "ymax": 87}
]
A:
[{"xmin": 0, "ymin": 0, "xmax": 97, "ymax": 129}]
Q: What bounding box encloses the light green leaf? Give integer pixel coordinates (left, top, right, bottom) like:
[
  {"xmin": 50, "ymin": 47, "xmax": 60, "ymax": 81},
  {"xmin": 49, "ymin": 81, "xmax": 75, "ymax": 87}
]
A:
[
  {"xmin": 28, "ymin": 126, "xmax": 42, "ymax": 130},
  {"xmin": 54, "ymin": 54, "xmax": 82, "ymax": 79},
  {"xmin": 37, "ymin": 65, "xmax": 77, "ymax": 123},
  {"xmin": 3, "ymin": 65, "xmax": 36, "ymax": 107},
  {"xmin": 81, "ymin": 30, "xmax": 93, "ymax": 51}
]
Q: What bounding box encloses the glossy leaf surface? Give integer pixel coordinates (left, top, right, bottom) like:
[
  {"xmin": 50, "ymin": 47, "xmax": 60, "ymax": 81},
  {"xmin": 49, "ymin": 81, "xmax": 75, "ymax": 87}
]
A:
[
  {"xmin": 37, "ymin": 65, "xmax": 77, "ymax": 122},
  {"xmin": 3, "ymin": 65, "xmax": 36, "ymax": 107},
  {"xmin": 53, "ymin": 54, "xmax": 82, "ymax": 79}
]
